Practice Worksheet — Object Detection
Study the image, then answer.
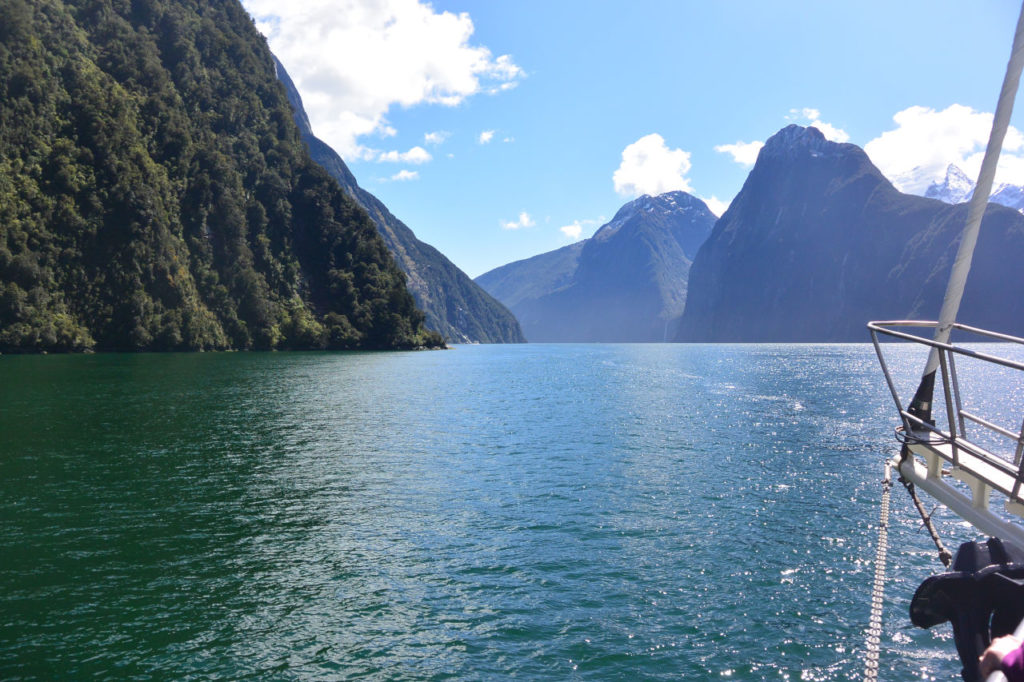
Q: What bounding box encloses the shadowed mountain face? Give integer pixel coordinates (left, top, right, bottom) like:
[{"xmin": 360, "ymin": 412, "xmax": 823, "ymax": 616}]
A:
[
  {"xmin": 677, "ymin": 125, "xmax": 1024, "ymax": 342},
  {"xmin": 274, "ymin": 57, "xmax": 525, "ymax": 344},
  {"xmin": 476, "ymin": 192, "xmax": 716, "ymax": 342}
]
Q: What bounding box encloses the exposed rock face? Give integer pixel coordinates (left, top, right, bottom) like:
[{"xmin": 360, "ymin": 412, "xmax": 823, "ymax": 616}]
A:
[
  {"xmin": 677, "ymin": 125, "xmax": 1024, "ymax": 341},
  {"xmin": 274, "ymin": 57, "xmax": 525, "ymax": 344},
  {"xmin": 477, "ymin": 192, "xmax": 716, "ymax": 342}
]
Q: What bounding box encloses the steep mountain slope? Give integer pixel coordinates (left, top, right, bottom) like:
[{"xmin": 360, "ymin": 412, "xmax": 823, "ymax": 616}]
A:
[
  {"xmin": 0, "ymin": 0, "xmax": 440, "ymax": 351},
  {"xmin": 476, "ymin": 192, "xmax": 716, "ymax": 342},
  {"xmin": 677, "ymin": 125, "xmax": 1024, "ymax": 341},
  {"xmin": 274, "ymin": 57, "xmax": 524, "ymax": 344}
]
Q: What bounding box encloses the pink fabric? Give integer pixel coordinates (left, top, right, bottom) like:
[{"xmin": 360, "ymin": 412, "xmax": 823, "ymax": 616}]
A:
[{"xmin": 1002, "ymin": 643, "xmax": 1024, "ymax": 682}]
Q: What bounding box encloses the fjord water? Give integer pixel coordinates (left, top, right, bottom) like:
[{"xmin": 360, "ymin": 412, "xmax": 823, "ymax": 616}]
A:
[{"xmin": 0, "ymin": 344, "xmax": 983, "ymax": 679}]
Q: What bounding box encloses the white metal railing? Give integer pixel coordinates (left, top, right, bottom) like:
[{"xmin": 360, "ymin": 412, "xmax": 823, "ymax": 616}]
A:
[{"xmin": 869, "ymin": 320, "xmax": 1024, "ymax": 509}]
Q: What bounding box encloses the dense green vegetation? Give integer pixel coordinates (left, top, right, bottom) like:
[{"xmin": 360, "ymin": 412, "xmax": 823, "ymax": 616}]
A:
[{"xmin": 0, "ymin": 0, "xmax": 443, "ymax": 352}]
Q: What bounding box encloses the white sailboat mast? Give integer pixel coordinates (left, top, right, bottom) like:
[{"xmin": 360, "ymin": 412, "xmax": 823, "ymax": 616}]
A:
[{"xmin": 908, "ymin": 3, "xmax": 1024, "ymax": 423}]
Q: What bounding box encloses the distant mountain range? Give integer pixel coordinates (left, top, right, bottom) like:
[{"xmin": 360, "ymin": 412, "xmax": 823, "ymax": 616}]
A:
[
  {"xmin": 274, "ymin": 58, "xmax": 525, "ymax": 344},
  {"xmin": 677, "ymin": 125, "xmax": 1024, "ymax": 341},
  {"xmin": 925, "ymin": 163, "xmax": 1024, "ymax": 212},
  {"xmin": 476, "ymin": 192, "xmax": 716, "ymax": 342}
]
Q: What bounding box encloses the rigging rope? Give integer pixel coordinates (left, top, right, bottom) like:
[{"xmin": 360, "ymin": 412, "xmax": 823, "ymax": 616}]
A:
[
  {"xmin": 863, "ymin": 461, "xmax": 893, "ymax": 682},
  {"xmin": 897, "ymin": 455, "xmax": 954, "ymax": 569}
]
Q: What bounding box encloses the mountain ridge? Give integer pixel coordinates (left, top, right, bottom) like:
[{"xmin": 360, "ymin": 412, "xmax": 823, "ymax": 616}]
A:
[
  {"xmin": 677, "ymin": 125, "xmax": 1024, "ymax": 341},
  {"xmin": 477, "ymin": 191, "xmax": 716, "ymax": 342}
]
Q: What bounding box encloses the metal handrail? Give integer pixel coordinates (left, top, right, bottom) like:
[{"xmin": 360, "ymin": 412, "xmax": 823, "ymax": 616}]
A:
[
  {"xmin": 868, "ymin": 321, "xmax": 1024, "ymax": 373},
  {"xmin": 869, "ymin": 320, "xmax": 1024, "ymax": 505}
]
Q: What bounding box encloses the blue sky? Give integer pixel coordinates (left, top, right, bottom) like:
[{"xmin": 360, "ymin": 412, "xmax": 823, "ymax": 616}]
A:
[{"xmin": 241, "ymin": 0, "xmax": 1024, "ymax": 278}]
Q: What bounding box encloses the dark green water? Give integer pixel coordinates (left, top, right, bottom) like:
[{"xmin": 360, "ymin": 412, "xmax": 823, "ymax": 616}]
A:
[{"xmin": 0, "ymin": 344, "xmax": 986, "ymax": 679}]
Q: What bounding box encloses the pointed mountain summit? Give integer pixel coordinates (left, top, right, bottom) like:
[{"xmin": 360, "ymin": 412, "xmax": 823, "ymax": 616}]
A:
[
  {"xmin": 925, "ymin": 164, "xmax": 975, "ymax": 204},
  {"xmin": 677, "ymin": 125, "xmax": 1024, "ymax": 341},
  {"xmin": 274, "ymin": 57, "xmax": 524, "ymax": 344},
  {"xmin": 476, "ymin": 191, "xmax": 716, "ymax": 342}
]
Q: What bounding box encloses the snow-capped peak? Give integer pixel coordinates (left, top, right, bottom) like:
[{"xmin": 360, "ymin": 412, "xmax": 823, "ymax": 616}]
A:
[
  {"xmin": 924, "ymin": 164, "xmax": 974, "ymax": 204},
  {"xmin": 923, "ymin": 164, "xmax": 1024, "ymax": 212}
]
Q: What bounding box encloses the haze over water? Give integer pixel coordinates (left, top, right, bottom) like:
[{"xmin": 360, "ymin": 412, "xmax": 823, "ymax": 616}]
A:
[{"xmin": 0, "ymin": 344, "xmax": 985, "ymax": 679}]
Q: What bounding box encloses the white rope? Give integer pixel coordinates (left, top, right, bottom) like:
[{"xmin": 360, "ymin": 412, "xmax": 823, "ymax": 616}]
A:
[{"xmin": 864, "ymin": 461, "xmax": 892, "ymax": 682}]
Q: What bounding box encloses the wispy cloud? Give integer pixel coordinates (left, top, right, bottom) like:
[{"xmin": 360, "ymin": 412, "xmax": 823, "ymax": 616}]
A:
[
  {"xmin": 479, "ymin": 130, "xmax": 495, "ymax": 144},
  {"xmin": 558, "ymin": 217, "xmax": 605, "ymax": 241},
  {"xmin": 501, "ymin": 212, "xmax": 535, "ymax": 230},
  {"xmin": 701, "ymin": 195, "xmax": 730, "ymax": 217},
  {"xmin": 424, "ymin": 131, "xmax": 451, "ymax": 145},
  {"xmin": 389, "ymin": 169, "xmax": 419, "ymax": 181},
  {"xmin": 560, "ymin": 222, "xmax": 583, "ymax": 240},
  {"xmin": 613, "ymin": 134, "xmax": 693, "ymax": 197},
  {"xmin": 377, "ymin": 146, "xmax": 432, "ymax": 164},
  {"xmin": 241, "ymin": 0, "xmax": 523, "ymax": 159},
  {"xmin": 714, "ymin": 140, "xmax": 763, "ymax": 167}
]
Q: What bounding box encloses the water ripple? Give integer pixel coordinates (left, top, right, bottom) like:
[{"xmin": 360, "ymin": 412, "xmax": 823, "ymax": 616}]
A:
[{"xmin": 3, "ymin": 345, "xmax": 1013, "ymax": 679}]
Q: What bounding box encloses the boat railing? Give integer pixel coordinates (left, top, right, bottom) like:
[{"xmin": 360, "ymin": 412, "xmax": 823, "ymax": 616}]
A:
[{"xmin": 869, "ymin": 320, "xmax": 1024, "ymax": 541}]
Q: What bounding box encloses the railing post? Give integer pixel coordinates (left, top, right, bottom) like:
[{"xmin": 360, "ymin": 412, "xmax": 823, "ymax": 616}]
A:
[
  {"xmin": 1013, "ymin": 417, "xmax": 1024, "ymax": 502},
  {"xmin": 1014, "ymin": 416, "xmax": 1024, "ymax": 467},
  {"xmin": 948, "ymin": 351, "xmax": 967, "ymax": 438},
  {"xmin": 938, "ymin": 349, "xmax": 959, "ymax": 467},
  {"xmin": 870, "ymin": 327, "xmax": 908, "ymax": 430}
]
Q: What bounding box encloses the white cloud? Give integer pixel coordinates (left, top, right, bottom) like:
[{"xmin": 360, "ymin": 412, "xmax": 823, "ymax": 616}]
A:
[
  {"xmin": 241, "ymin": 0, "xmax": 524, "ymax": 159},
  {"xmin": 503, "ymin": 136, "xmax": 515, "ymax": 143},
  {"xmin": 501, "ymin": 212, "xmax": 535, "ymax": 230},
  {"xmin": 791, "ymin": 107, "xmax": 820, "ymax": 121},
  {"xmin": 377, "ymin": 146, "xmax": 432, "ymax": 164},
  {"xmin": 714, "ymin": 140, "xmax": 764, "ymax": 167},
  {"xmin": 479, "ymin": 130, "xmax": 495, "ymax": 144},
  {"xmin": 557, "ymin": 217, "xmax": 604, "ymax": 241},
  {"xmin": 864, "ymin": 104, "xmax": 1024, "ymax": 194},
  {"xmin": 701, "ymin": 195, "xmax": 730, "ymax": 217},
  {"xmin": 424, "ymin": 131, "xmax": 450, "ymax": 145},
  {"xmin": 380, "ymin": 125, "xmax": 398, "ymax": 138},
  {"xmin": 390, "ymin": 169, "xmax": 419, "ymax": 181},
  {"xmin": 787, "ymin": 107, "xmax": 850, "ymax": 143},
  {"xmin": 613, "ymin": 134, "xmax": 693, "ymax": 197},
  {"xmin": 560, "ymin": 221, "xmax": 583, "ymax": 240}
]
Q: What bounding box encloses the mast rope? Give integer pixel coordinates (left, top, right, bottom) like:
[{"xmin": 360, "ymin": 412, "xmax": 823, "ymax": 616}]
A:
[
  {"xmin": 864, "ymin": 461, "xmax": 893, "ymax": 682},
  {"xmin": 898, "ymin": 460, "xmax": 954, "ymax": 569},
  {"xmin": 894, "ymin": 425, "xmax": 955, "ymax": 448}
]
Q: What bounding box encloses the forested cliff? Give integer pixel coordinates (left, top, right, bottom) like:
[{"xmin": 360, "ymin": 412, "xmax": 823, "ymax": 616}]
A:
[
  {"xmin": 273, "ymin": 57, "xmax": 525, "ymax": 344},
  {"xmin": 0, "ymin": 0, "xmax": 442, "ymax": 352}
]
